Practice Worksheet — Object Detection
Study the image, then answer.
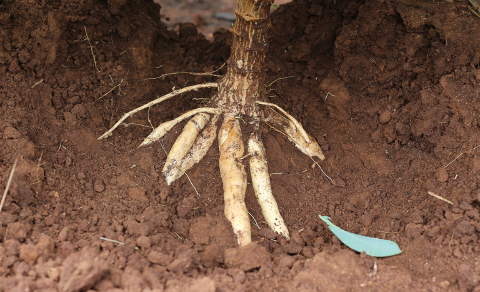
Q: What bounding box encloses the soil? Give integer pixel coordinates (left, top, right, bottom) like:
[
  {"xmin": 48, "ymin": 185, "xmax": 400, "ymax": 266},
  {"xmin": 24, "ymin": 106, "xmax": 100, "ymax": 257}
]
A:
[{"xmin": 1, "ymin": 0, "xmax": 480, "ymax": 291}]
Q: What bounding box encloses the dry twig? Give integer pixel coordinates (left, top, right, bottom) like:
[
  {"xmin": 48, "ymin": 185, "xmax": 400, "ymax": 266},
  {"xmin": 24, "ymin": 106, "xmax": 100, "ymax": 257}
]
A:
[
  {"xmin": 427, "ymin": 191, "xmax": 453, "ymax": 205},
  {"xmin": 0, "ymin": 159, "xmax": 18, "ymax": 213}
]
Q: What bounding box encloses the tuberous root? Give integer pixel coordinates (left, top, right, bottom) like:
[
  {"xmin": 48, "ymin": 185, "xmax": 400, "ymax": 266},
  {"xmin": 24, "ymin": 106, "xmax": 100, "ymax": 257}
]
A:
[
  {"xmin": 259, "ymin": 102, "xmax": 325, "ymax": 160},
  {"xmin": 139, "ymin": 107, "xmax": 221, "ymax": 147},
  {"xmin": 163, "ymin": 113, "xmax": 210, "ymax": 185},
  {"xmin": 168, "ymin": 115, "xmax": 220, "ymax": 184},
  {"xmin": 219, "ymin": 116, "xmax": 251, "ymax": 246},
  {"xmin": 249, "ymin": 133, "xmax": 290, "ymax": 240}
]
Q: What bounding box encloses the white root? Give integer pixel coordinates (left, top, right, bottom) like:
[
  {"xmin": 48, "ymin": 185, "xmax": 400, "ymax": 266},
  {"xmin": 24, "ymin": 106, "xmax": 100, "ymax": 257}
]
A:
[
  {"xmin": 170, "ymin": 115, "xmax": 220, "ymax": 183},
  {"xmin": 139, "ymin": 107, "xmax": 221, "ymax": 147},
  {"xmin": 256, "ymin": 101, "xmax": 311, "ymax": 143},
  {"xmin": 98, "ymin": 82, "xmax": 218, "ymax": 140},
  {"xmin": 249, "ymin": 134, "xmax": 290, "ymax": 240},
  {"xmin": 262, "ymin": 106, "xmax": 325, "ymax": 160},
  {"xmin": 163, "ymin": 113, "xmax": 210, "ymax": 185},
  {"xmin": 219, "ymin": 116, "xmax": 251, "ymax": 246}
]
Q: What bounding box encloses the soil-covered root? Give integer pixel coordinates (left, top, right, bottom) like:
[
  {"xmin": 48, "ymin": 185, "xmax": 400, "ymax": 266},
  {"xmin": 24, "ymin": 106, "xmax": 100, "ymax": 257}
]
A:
[
  {"xmin": 249, "ymin": 133, "xmax": 290, "ymax": 240},
  {"xmin": 163, "ymin": 113, "xmax": 210, "ymax": 185},
  {"xmin": 170, "ymin": 114, "xmax": 220, "ymax": 183},
  {"xmin": 260, "ymin": 102, "xmax": 325, "ymax": 160},
  {"xmin": 139, "ymin": 107, "xmax": 221, "ymax": 147},
  {"xmin": 219, "ymin": 115, "xmax": 251, "ymax": 246}
]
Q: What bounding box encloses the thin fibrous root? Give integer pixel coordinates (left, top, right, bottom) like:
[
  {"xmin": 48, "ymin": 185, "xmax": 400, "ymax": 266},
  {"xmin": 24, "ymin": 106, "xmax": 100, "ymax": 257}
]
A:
[
  {"xmin": 139, "ymin": 107, "xmax": 221, "ymax": 147},
  {"xmin": 97, "ymin": 83, "xmax": 218, "ymax": 140},
  {"xmin": 249, "ymin": 133, "xmax": 290, "ymax": 240},
  {"xmin": 169, "ymin": 114, "xmax": 220, "ymax": 184},
  {"xmin": 219, "ymin": 115, "xmax": 251, "ymax": 246},
  {"xmin": 260, "ymin": 103, "xmax": 325, "ymax": 160},
  {"xmin": 163, "ymin": 113, "xmax": 210, "ymax": 185}
]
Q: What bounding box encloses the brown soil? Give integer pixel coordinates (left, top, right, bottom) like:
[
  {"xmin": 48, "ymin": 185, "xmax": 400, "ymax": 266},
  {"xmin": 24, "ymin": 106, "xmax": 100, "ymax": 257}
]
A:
[{"xmin": 1, "ymin": 0, "xmax": 480, "ymax": 291}]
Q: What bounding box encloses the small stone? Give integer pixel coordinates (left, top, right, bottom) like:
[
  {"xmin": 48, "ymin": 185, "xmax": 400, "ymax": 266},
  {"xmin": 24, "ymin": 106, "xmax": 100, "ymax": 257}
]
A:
[
  {"xmin": 3, "ymin": 127, "xmax": 22, "ymax": 139},
  {"xmin": 136, "ymin": 236, "xmax": 151, "ymax": 249},
  {"xmin": 19, "ymin": 244, "xmax": 39, "ymax": 263},
  {"xmin": 435, "ymin": 168, "xmax": 448, "ymax": 182}
]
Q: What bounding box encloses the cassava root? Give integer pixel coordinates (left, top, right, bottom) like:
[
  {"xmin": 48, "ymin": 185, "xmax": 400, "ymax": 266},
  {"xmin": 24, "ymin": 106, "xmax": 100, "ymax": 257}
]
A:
[{"xmin": 98, "ymin": 0, "xmax": 327, "ymax": 246}]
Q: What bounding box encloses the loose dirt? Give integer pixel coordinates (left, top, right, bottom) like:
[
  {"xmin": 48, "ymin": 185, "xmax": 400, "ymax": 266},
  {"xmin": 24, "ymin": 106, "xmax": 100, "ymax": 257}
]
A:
[{"xmin": 1, "ymin": 0, "xmax": 480, "ymax": 291}]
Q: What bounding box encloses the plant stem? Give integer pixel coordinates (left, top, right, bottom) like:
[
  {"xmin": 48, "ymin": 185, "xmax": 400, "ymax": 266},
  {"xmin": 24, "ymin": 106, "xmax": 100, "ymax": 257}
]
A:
[{"xmin": 213, "ymin": 0, "xmax": 274, "ymax": 116}]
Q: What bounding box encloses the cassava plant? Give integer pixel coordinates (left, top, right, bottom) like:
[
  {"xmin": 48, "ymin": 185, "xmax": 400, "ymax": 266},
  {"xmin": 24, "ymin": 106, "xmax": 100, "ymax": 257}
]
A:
[{"xmin": 98, "ymin": 0, "xmax": 325, "ymax": 246}]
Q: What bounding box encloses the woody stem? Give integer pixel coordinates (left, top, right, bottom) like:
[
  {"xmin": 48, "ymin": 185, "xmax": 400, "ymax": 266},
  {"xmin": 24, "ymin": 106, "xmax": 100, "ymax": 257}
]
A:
[{"xmin": 212, "ymin": 0, "xmax": 274, "ymax": 117}]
